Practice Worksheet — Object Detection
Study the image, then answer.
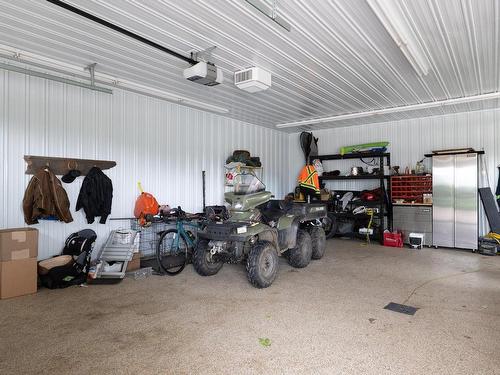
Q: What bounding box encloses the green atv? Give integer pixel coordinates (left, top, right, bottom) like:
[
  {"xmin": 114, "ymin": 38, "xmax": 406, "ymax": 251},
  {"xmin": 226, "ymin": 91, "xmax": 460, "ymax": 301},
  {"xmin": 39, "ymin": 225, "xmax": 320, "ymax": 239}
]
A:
[{"xmin": 193, "ymin": 174, "xmax": 327, "ymax": 288}]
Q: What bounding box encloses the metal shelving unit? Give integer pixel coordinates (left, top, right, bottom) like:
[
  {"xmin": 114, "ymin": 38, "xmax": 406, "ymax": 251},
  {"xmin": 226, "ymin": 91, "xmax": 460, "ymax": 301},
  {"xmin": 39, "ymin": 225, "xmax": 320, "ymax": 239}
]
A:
[{"xmin": 313, "ymin": 152, "xmax": 392, "ymax": 244}]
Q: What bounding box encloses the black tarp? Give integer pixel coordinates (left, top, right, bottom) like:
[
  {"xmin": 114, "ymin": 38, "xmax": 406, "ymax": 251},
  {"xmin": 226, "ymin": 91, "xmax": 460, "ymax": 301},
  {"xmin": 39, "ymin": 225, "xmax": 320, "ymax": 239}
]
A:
[{"xmin": 479, "ymin": 187, "xmax": 500, "ymax": 233}]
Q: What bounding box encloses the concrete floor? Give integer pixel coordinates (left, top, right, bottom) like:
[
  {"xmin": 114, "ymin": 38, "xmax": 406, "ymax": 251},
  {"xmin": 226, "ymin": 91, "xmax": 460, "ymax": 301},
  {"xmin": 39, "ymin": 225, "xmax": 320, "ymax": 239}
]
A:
[{"xmin": 1, "ymin": 239, "xmax": 500, "ymax": 375}]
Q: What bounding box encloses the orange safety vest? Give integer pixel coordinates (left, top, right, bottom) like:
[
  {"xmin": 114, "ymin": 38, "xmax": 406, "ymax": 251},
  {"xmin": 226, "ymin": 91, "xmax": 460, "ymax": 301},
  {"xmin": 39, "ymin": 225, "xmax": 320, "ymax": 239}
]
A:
[{"xmin": 298, "ymin": 165, "xmax": 320, "ymax": 192}]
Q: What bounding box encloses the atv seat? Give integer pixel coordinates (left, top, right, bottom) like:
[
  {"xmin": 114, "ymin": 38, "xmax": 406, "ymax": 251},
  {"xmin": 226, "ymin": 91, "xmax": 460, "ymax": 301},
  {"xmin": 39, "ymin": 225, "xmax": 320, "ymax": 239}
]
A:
[
  {"xmin": 260, "ymin": 208, "xmax": 284, "ymax": 225},
  {"xmin": 259, "ymin": 200, "xmax": 290, "ymax": 225}
]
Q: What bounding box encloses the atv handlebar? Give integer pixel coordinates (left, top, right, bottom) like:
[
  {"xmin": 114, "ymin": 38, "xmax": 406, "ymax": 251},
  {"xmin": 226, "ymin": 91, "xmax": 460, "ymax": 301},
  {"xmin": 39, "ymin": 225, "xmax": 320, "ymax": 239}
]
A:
[{"xmin": 161, "ymin": 206, "xmax": 204, "ymax": 222}]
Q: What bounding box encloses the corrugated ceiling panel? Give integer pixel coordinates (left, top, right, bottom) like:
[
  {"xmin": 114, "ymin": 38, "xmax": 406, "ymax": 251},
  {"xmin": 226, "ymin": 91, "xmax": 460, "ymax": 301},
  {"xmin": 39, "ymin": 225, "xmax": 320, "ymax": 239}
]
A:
[
  {"xmin": 0, "ymin": 70, "xmax": 290, "ymax": 259},
  {"xmin": 289, "ymin": 108, "xmax": 500, "ymax": 235},
  {"xmin": 0, "ymin": 0, "xmax": 498, "ymax": 132}
]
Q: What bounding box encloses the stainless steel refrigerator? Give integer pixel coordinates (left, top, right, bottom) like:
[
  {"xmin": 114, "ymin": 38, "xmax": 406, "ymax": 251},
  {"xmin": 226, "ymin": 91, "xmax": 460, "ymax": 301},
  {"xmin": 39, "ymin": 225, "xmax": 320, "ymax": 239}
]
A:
[{"xmin": 432, "ymin": 153, "xmax": 478, "ymax": 250}]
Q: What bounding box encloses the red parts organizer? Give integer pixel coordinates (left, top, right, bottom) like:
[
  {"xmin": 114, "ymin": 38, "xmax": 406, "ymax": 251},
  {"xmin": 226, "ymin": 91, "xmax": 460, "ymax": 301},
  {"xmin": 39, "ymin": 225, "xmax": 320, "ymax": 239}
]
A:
[{"xmin": 391, "ymin": 175, "xmax": 432, "ymax": 203}]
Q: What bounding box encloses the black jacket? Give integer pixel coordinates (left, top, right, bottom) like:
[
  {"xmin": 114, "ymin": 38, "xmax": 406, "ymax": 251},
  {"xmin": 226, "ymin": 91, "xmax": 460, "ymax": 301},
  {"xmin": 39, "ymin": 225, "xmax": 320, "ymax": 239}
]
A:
[{"xmin": 76, "ymin": 167, "xmax": 113, "ymax": 224}]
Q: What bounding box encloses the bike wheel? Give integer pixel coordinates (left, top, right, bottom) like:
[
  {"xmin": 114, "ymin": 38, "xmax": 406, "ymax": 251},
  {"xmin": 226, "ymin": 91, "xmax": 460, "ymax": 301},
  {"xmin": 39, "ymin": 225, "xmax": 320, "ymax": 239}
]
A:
[{"xmin": 156, "ymin": 229, "xmax": 188, "ymax": 275}]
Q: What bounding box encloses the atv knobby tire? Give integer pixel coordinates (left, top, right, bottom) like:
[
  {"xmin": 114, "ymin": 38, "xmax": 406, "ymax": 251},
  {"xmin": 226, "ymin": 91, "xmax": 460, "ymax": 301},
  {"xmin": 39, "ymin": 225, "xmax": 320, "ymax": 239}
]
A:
[
  {"xmin": 193, "ymin": 239, "xmax": 223, "ymax": 276},
  {"xmin": 246, "ymin": 241, "xmax": 279, "ymax": 288},
  {"xmin": 287, "ymin": 229, "xmax": 312, "ymax": 268},
  {"xmin": 310, "ymin": 227, "xmax": 326, "ymax": 260}
]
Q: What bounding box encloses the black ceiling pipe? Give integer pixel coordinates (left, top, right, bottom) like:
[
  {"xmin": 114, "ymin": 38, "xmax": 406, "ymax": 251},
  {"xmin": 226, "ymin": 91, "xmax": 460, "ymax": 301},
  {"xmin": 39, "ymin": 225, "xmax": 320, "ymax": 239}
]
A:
[{"xmin": 46, "ymin": 0, "xmax": 198, "ymax": 65}]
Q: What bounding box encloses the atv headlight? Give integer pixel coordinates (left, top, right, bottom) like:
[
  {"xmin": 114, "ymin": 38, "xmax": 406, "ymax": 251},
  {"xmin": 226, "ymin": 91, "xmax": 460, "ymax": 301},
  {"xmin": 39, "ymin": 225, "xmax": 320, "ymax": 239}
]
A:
[{"xmin": 234, "ymin": 202, "xmax": 243, "ymax": 210}]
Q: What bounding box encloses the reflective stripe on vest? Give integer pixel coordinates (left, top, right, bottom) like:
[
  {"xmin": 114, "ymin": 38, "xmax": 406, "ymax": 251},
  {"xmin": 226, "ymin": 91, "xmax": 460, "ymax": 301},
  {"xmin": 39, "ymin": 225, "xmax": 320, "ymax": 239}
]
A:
[{"xmin": 299, "ymin": 165, "xmax": 319, "ymax": 192}]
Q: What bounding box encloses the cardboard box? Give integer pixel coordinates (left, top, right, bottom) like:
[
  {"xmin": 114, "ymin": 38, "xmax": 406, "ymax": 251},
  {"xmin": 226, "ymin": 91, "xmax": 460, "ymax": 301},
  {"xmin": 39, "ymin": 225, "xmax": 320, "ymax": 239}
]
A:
[
  {"xmin": 0, "ymin": 258, "xmax": 37, "ymax": 299},
  {"xmin": 423, "ymin": 193, "xmax": 433, "ymax": 204},
  {"xmin": 126, "ymin": 252, "xmax": 141, "ymax": 272},
  {"xmin": 0, "ymin": 228, "xmax": 38, "ymax": 261}
]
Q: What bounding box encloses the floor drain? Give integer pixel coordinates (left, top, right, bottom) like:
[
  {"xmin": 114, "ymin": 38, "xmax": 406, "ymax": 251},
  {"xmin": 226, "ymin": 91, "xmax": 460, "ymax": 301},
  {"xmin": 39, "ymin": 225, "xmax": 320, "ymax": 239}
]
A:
[{"xmin": 384, "ymin": 302, "xmax": 418, "ymax": 315}]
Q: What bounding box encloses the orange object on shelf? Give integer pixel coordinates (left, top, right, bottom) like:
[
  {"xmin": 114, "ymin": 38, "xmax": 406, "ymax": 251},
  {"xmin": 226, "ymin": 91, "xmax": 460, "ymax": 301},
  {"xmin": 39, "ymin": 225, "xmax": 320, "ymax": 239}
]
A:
[{"xmin": 391, "ymin": 175, "xmax": 432, "ymax": 203}]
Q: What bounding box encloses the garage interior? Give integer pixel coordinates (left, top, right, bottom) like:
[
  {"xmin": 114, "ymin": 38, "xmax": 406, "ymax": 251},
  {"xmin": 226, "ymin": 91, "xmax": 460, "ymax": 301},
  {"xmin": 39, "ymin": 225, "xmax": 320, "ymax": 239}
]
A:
[{"xmin": 0, "ymin": 1, "xmax": 500, "ymax": 374}]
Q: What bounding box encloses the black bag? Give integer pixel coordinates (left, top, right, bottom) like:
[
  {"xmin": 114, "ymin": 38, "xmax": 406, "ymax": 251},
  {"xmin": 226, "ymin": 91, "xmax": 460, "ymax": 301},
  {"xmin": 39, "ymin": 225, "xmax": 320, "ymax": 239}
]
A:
[
  {"xmin": 40, "ymin": 264, "xmax": 86, "ymax": 289},
  {"xmin": 40, "ymin": 229, "xmax": 97, "ymax": 289},
  {"xmin": 300, "ymin": 132, "xmax": 319, "ymax": 163}
]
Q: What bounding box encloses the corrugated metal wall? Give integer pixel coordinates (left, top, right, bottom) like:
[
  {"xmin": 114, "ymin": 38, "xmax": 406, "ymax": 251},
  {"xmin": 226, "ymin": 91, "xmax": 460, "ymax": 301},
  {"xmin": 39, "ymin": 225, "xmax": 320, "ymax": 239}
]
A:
[
  {"xmin": 0, "ymin": 69, "xmax": 289, "ymax": 259},
  {"xmin": 289, "ymin": 108, "xmax": 500, "ymax": 235}
]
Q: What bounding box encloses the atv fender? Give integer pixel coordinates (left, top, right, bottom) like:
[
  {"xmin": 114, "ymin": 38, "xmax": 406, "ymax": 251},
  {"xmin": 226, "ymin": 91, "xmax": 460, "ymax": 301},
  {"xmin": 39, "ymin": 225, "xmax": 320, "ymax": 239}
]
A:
[
  {"xmin": 277, "ymin": 217, "xmax": 300, "ymax": 251},
  {"xmin": 256, "ymin": 229, "xmax": 279, "ymax": 252}
]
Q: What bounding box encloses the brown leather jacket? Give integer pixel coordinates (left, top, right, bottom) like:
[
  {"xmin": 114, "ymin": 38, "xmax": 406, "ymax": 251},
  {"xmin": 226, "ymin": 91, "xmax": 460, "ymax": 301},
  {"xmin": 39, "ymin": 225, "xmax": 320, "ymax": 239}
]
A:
[{"xmin": 23, "ymin": 168, "xmax": 73, "ymax": 224}]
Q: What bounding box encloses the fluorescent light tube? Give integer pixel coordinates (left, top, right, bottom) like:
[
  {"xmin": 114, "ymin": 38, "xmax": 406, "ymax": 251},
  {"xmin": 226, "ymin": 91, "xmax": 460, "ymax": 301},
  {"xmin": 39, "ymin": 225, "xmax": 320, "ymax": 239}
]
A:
[
  {"xmin": 115, "ymin": 79, "xmax": 229, "ymax": 113},
  {"xmin": 367, "ymin": 0, "xmax": 429, "ymax": 76},
  {"xmin": 276, "ymin": 92, "xmax": 500, "ymax": 128}
]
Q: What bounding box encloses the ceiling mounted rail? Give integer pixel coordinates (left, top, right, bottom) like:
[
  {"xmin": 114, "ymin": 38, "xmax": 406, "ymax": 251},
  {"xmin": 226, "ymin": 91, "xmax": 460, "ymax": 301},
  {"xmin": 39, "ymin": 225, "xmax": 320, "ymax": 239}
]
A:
[
  {"xmin": 46, "ymin": 0, "xmax": 198, "ymax": 65},
  {"xmin": 0, "ymin": 62, "xmax": 112, "ymax": 94},
  {"xmin": 0, "ymin": 47, "xmax": 229, "ymax": 113},
  {"xmin": 245, "ymin": 0, "xmax": 292, "ymax": 32}
]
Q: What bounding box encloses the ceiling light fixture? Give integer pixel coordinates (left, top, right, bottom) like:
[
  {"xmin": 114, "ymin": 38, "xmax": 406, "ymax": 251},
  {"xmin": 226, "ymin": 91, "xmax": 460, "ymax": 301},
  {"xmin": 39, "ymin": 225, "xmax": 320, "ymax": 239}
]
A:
[
  {"xmin": 367, "ymin": 0, "xmax": 429, "ymax": 76},
  {"xmin": 276, "ymin": 92, "xmax": 500, "ymax": 128},
  {"xmin": 0, "ymin": 44, "xmax": 229, "ymax": 114},
  {"xmin": 117, "ymin": 79, "xmax": 229, "ymax": 113}
]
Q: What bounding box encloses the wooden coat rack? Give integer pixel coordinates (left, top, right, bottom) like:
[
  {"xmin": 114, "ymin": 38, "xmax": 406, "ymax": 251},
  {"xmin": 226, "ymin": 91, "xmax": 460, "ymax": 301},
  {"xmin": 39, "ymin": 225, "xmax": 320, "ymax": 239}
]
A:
[{"xmin": 24, "ymin": 155, "xmax": 116, "ymax": 176}]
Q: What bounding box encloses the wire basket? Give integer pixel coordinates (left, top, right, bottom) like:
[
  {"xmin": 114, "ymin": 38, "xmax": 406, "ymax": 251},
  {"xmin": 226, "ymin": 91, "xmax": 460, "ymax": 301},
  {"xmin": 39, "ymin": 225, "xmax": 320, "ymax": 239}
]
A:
[{"xmin": 130, "ymin": 220, "xmax": 175, "ymax": 258}]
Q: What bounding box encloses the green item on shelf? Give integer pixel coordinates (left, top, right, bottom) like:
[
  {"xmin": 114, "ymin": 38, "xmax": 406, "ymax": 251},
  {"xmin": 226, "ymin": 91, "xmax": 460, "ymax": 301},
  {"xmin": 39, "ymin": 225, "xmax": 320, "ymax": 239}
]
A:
[{"xmin": 340, "ymin": 142, "xmax": 389, "ymax": 155}]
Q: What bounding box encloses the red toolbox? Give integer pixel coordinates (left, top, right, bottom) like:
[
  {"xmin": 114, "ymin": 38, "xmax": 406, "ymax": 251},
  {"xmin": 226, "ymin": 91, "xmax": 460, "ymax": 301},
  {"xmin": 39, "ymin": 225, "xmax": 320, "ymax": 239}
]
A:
[{"xmin": 383, "ymin": 231, "xmax": 403, "ymax": 248}]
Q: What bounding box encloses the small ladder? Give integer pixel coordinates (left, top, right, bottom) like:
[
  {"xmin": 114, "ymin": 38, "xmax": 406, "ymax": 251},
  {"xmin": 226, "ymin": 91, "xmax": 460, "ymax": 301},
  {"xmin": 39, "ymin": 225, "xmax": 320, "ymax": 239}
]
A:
[{"xmin": 97, "ymin": 229, "xmax": 138, "ymax": 279}]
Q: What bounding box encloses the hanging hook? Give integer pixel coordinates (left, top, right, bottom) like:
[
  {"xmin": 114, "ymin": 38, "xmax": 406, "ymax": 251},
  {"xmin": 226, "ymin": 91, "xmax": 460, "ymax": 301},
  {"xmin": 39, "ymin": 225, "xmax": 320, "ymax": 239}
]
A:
[{"xmin": 67, "ymin": 160, "xmax": 78, "ymax": 170}]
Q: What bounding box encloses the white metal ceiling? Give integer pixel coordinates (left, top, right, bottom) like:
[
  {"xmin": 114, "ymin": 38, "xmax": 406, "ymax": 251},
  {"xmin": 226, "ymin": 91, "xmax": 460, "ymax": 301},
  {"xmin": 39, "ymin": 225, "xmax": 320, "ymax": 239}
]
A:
[{"xmin": 0, "ymin": 0, "xmax": 498, "ymax": 132}]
